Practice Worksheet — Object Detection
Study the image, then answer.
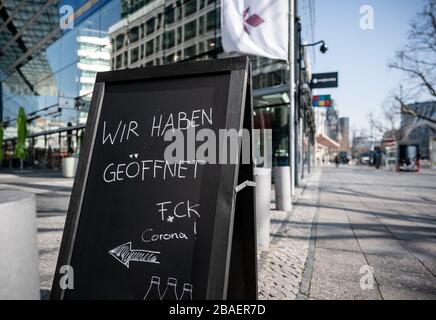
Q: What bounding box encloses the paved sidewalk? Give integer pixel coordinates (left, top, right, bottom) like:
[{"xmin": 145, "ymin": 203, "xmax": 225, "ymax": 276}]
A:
[
  {"xmin": 1, "ymin": 168, "xmax": 320, "ymax": 299},
  {"xmin": 2, "ymin": 165, "xmax": 435, "ymax": 300},
  {"xmin": 303, "ymin": 166, "xmax": 436, "ymax": 300},
  {"xmin": 258, "ymin": 170, "xmax": 321, "ymax": 299}
]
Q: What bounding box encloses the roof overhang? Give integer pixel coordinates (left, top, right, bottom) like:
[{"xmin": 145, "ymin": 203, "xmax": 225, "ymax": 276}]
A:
[{"xmin": 316, "ymin": 133, "xmax": 340, "ymax": 149}]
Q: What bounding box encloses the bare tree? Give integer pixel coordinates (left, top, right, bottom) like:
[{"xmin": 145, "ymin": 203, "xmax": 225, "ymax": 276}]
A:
[
  {"xmin": 381, "ymin": 99, "xmax": 405, "ymax": 142},
  {"xmin": 368, "ymin": 99, "xmax": 404, "ymax": 144},
  {"xmin": 394, "ymin": 96, "xmax": 436, "ymax": 125},
  {"xmin": 389, "ymin": 0, "xmax": 436, "ymax": 104}
]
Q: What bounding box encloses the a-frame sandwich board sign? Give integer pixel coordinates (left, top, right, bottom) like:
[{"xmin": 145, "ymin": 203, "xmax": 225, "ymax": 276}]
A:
[{"xmin": 51, "ymin": 56, "xmax": 257, "ymax": 300}]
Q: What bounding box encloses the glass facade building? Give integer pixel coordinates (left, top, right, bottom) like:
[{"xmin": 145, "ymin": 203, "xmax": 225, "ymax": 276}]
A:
[
  {"xmin": 108, "ymin": 0, "xmax": 305, "ymax": 168},
  {"xmin": 1, "ymin": 0, "xmax": 119, "ymax": 128},
  {"xmin": 109, "ymin": 0, "xmax": 221, "ymax": 69},
  {"xmin": 0, "ymin": 0, "xmax": 120, "ymax": 167},
  {"xmin": 1, "ymin": 0, "xmax": 317, "ymax": 171}
]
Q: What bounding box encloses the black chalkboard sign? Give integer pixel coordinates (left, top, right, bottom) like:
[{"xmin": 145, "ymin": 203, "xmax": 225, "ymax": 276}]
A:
[{"xmin": 51, "ymin": 57, "xmax": 257, "ymax": 300}]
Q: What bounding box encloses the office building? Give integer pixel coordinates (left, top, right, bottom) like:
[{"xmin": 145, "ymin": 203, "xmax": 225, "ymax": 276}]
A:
[
  {"xmin": 401, "ymin": 101, "xmax": 436, "ymax": 159},
  {"xmin": 338, "ymin": 117, "xmax": 350, "ymax": 152},
  {"xmin": 109, "ymin": 0, "xmax": 222, "ymax": 69}
]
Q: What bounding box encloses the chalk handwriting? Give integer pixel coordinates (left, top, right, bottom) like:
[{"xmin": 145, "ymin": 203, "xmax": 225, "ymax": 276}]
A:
[
  {"xmin": 141, "ymin": 228, "xmax": 189, "ymax": 243},
  {"xmin": 151, "ymin": 108, "xmax": 213, "ymax": 137},
  {"xmin": 102, "ymin": 120, "xmax": 139, "ymax": 145},
  {"xmin": 103, "ymin": 160, "xmax": 205, "ymax": 183},
  {"xmin": 155, "ymin": 200, "xmax": 200, "ymax": 222}
]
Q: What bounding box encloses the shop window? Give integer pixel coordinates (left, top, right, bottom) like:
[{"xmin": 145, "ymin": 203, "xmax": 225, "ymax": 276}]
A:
[{"xmin": 253, "ymin": 106, "xmax": 290, "ymax": 167}]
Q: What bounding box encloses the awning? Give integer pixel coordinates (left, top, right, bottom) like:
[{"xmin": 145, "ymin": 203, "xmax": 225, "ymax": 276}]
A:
[{"xmin": 316, "ymin": 133, "xmax": 340, "ymax": 149}]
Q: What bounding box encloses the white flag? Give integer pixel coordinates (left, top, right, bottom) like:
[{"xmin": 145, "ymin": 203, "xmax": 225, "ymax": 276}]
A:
[{"xmin": 221, "ymin": 0, "xmax": 289, "ymax": 61}]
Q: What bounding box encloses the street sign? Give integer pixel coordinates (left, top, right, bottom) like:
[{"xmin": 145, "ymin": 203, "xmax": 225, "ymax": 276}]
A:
[
  {"xmin": 51, "ymin": 57, "xmax": 257, "ymax": 300},
  {"xmin": 310, "ymin": 72, "xmax": 338, "ymax": 89},
  {"xmin": 312, "ymin": 95, "xmax": 331, "ymax": 107}
]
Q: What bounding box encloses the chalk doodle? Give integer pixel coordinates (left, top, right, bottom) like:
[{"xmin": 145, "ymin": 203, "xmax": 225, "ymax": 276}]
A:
[
  {"xmin": 108, "ymin": 242, "xmax": 160, "ymax": 268},
  {"xmin": 143, "ymin": 276, "xmax": 193, "ymax": 300},
  {"xmin": 143, "ymin": 276, "xmax": 162, "ymax": 300}
]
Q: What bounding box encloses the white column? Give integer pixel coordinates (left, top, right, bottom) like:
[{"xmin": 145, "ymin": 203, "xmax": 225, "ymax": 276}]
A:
[
  {"xmin": 274, "ymin": 166, "xmax": 292, "ymax": 211},
  {"xmin": 254, "ymin": 168, "xmax": 272, "ymax": 250},
  {"xmin": 0, "ymin": 191, "xmax": 39, "ymax": 300}
]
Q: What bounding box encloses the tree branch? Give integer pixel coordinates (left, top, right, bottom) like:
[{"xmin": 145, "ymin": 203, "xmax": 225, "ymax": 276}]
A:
[
  {"xmin": 394, "ymin": 96, "xmax": 436, "ymax": 125},
  {"xmin": 390, "ymin": 63, "xmax": 436, "ymax": 97}
]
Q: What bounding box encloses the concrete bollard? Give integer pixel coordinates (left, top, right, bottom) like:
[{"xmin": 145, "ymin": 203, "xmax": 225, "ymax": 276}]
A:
[
  {"xmin": 0, "ymin": 191, "xmax": 39, "ymax": 300},
  {"xmin": 62, "ymin": 156, "xmax": 78, "ymax": 178},
  {"xmin": 254, "ymin": 167, "xmax": 272, "ymax": 251},
  {"xmin": 273, "ymin": 166, "xmax": 292, "ymax": 211}
]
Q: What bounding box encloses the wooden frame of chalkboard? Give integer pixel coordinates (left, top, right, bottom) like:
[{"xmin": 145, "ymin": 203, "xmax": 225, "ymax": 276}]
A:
[{"xmin": 51, "ymin": 56, "xmax": 257, "ymax": 300}]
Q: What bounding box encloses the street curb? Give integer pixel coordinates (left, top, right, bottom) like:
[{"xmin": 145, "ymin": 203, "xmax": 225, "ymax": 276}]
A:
[
  {"xmin": 296, "ymin": 171, "xmax": 322, "ymax": 300},
  {"xmin": 296, "ymin": 190, "xmax": 320, "ymax": 300},
  {"xmin": 257, "ymin": 169, "xmax": 319, "ymax": 286}
]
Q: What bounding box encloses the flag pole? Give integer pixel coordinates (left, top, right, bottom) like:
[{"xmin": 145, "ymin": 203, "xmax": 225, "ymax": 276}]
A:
[{"xmin": 289, "ymin": 0, "xmax": 296, "ymax": 197}]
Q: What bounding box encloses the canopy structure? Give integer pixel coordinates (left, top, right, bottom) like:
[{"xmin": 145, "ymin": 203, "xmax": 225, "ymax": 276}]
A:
[
  {"xmin": 316, "ymin": 133, "xmax": 340, "ymax": 149},
  {"xmin": 0, "ymin": 0, "xmax": 61, "ymax": 96}
]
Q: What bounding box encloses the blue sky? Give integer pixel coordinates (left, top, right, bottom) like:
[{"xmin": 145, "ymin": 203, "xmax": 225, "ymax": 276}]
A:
[{"xmin": 312, "ymin": 0, "xmax": 426, "ymax": 132}]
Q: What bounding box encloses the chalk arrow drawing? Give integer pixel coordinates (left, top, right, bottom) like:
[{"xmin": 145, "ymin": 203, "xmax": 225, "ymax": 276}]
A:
[{"xmin": 108, "ymin": 242, "xmax": 160, "ymax": 268}]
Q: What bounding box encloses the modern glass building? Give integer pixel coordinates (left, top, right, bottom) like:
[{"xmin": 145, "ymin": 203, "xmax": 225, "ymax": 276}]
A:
[
  {"xmin": 108, "ymin": 0, "xmax": 315, "ymax": 170},
  {"xmin": 0, "ymin": 0, "xmax": 120, "ymax": 167},
  {"xmin": 1, "ymin": 0, "xmax": 317, "ymax": 174},
  {"xmin": 110, "ymin": 0, "xmax": 221, "ymax": 68}
]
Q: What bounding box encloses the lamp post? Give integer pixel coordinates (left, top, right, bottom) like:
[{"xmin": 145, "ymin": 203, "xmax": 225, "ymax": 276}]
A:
[
  {"xmin": 298, "ymin": 40, "xmax": 328, "ymax": 180},
  {"xmin": 301, "ymin": 40, "xmax": 328, "ymax": 53}
]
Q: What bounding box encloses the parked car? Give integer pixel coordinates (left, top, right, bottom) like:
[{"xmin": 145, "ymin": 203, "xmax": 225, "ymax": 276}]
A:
[
  {"xmin": 397, "ymin": 144, "xmax": 420, "ymax": 172},
  {"xmin": 359, "ymin": 152, "xmax": 370, "ymax": 165}
]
